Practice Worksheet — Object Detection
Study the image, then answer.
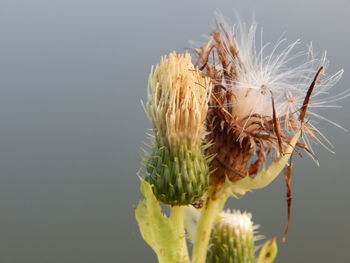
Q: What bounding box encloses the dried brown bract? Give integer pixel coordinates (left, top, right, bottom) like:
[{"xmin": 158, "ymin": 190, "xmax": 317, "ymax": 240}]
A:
[{"xmin": 193, "ymin": 12, "xmax": 345, "ymax": 185}]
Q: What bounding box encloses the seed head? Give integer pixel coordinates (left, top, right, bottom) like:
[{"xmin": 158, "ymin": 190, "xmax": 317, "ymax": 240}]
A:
[{"xmin": 194, "ymin": 11, "xmax": 347, "ymax": 183}]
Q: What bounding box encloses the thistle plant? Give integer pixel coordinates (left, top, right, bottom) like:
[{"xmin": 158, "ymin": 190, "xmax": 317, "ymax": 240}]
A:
[
  {"xmin": 206, "ymin": 210, "xmax": 261, "ymax": 263},
  {"xmin": 144, "ymin": 52, "xmax": 212, "ymax": 206},
  {"xmin": 135, "ymin": 11, "xmax": 348, "ymax": 263}
]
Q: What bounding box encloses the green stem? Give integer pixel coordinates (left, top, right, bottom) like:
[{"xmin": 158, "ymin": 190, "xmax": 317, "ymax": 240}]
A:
[
  {"xmin": 170, "ymin": 206, "xmax": 190, "ymax": 263},
  {"xmin": 192, "ymin": 187, "xmax": 228, "ymax": 263}
]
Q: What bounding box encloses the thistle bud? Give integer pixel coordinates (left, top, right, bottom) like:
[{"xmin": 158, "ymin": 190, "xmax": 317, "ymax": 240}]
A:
[
  {"xmin": 206, "ymin": 210, "xmax": 258, "ymax": 263},
  {"xmin": 144, "ymin": 52, "xmax": 212, "ymax": 206}
]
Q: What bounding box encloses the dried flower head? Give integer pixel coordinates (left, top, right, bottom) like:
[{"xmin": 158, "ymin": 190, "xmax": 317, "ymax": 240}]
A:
[
  {"xmin": 147, "ymin": 52, "xmax": 212, "ymax": 147},
  {"xmin": 194, "ymin": 11, "xmax": 347, "ymax": 184},
  {"xmin": 144, "ymin": 52, "xmax": 213, "ymax": 205}
]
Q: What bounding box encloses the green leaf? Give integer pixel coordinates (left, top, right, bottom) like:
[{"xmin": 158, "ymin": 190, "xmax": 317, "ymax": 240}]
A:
[
  {"xmin": 257, "ymin": 239, "xmax": 278, "ymax": 263},
  {"xmin": 135, "ymin": 178, "xmax": 190, "ymax": 263},
  {"xmin": 228, "ymin": 130, "xmax": 301, "ymax": 195}
]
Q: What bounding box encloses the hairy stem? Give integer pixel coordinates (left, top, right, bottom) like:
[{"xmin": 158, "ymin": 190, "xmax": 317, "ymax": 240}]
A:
[
  {"xmin": 192, "ymin": 186, "xmax": 228, "ymax": 263},
  {"xmin": 170, "ymin": 206, "xmax": 190, "ymax": 263}
]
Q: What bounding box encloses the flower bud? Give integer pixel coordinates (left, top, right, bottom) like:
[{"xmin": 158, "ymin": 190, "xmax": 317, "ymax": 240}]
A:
[
  {"xmin": 144, "ymin": 52, "xmax": 212, "ymax": 205},
  {"xmin": 206, "ymin": 210, "xmax": 258, "ymax": 263}
]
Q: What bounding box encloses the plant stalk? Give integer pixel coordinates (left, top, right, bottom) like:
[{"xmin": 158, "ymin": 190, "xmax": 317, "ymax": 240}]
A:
[
  {"xmin": 192, "ymin": 186, "xmax": 228, "ymax": 263},
  {"xmin": 170, "ymin": 205, "xmax": 190, "ymax": 263}
]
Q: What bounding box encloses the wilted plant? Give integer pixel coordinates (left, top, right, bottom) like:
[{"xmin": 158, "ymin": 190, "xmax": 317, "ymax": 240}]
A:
[{"xmin": 135, "ymin": 11, "xmax": 348, "ymax": 263}]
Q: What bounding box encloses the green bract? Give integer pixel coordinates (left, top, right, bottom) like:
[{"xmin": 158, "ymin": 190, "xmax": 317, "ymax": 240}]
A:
[
  {"xmin": 206, "ymin": 213, "xmax": 256, "ymax": 263},
  {"xmin": 145, "ymin": 142, "xmax": 210, "ymax": 205}
]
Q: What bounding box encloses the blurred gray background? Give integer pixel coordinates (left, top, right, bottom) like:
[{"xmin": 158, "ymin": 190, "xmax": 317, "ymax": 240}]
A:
[{"xmin": 0, "ymin": 0, "xmax": 349, "ymax": 262}]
